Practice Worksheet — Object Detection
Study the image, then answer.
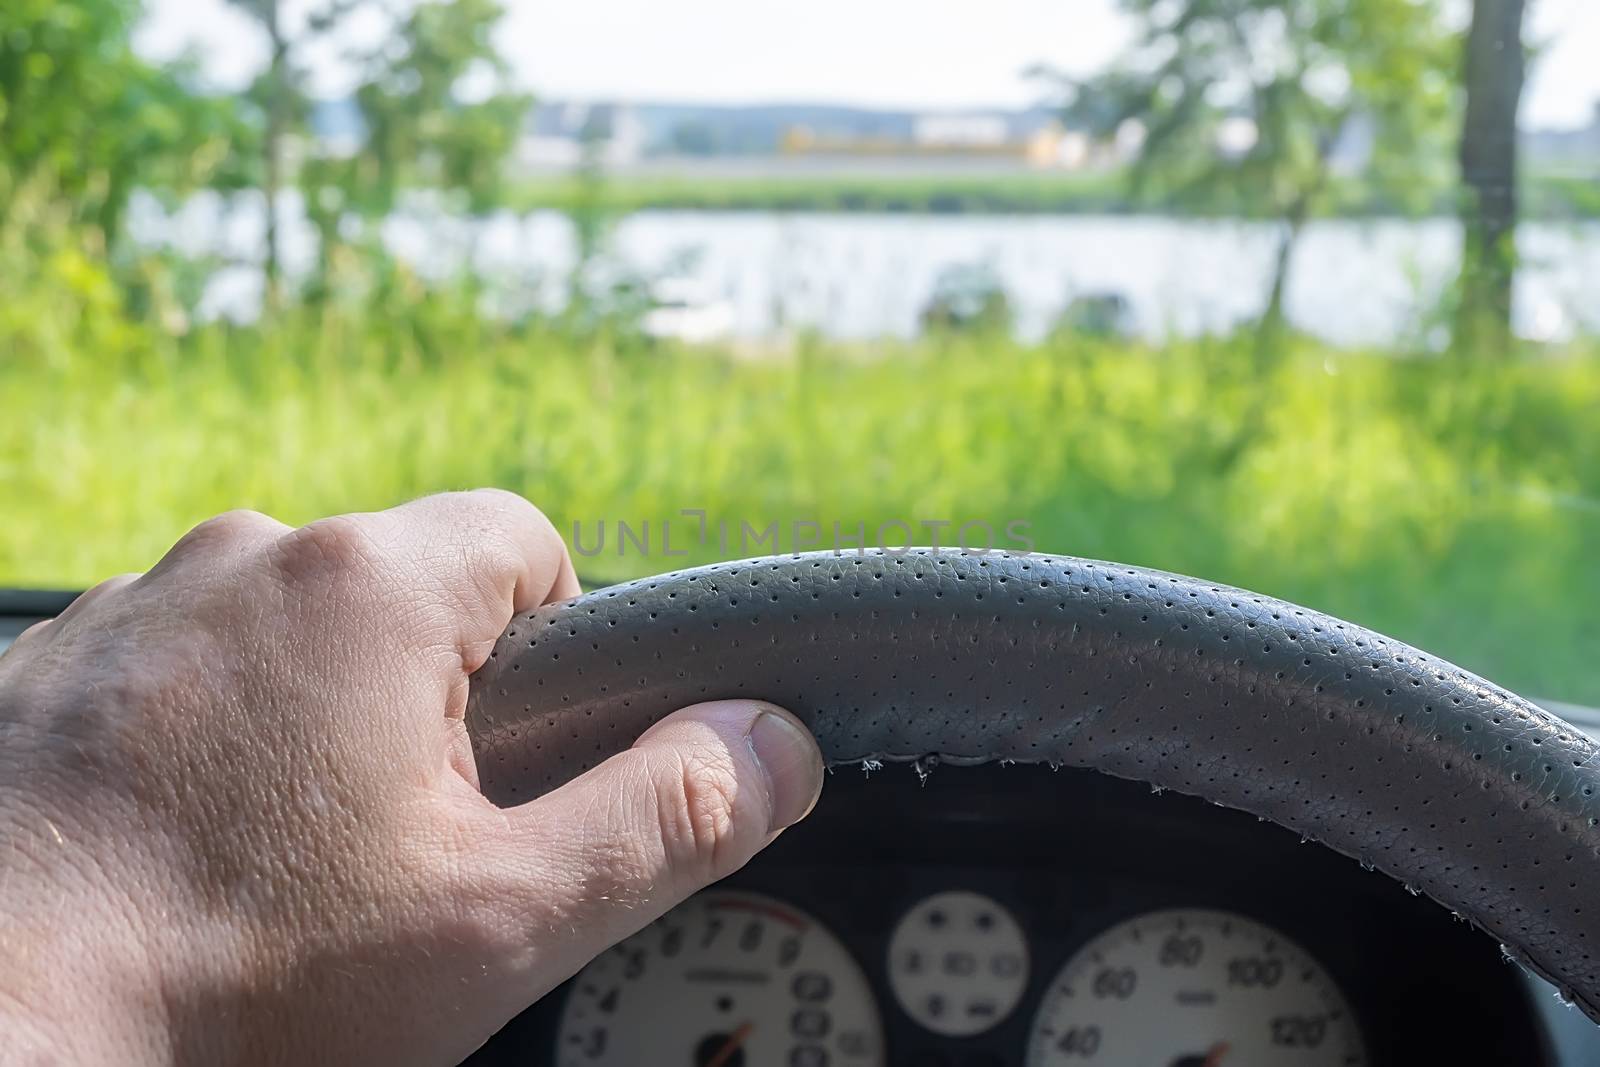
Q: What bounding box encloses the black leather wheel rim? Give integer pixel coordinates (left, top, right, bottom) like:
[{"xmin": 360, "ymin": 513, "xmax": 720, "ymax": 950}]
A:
[{"xmin": 467, "ymin": 549, "xmax": 1600, "ymax": 1022}]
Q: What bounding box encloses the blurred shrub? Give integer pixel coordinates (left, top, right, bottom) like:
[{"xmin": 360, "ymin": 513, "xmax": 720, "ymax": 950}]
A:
[{"xmin": 919, "ymin": 262, "xmax": 1013, "ymax": 336}]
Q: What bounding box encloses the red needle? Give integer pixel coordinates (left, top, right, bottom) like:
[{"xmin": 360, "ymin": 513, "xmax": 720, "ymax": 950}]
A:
[
  {"xmin": 705, "ymin": 1021, "xmax": 754, "ymax": 1067},
  {"xmin": 1203, "ymin": 1041, "xmax": 1231, "ymax": 1067}
]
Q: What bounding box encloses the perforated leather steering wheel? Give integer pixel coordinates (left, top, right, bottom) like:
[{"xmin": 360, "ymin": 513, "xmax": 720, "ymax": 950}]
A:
[{"xmin": 466, "ymin": 550, "xmax": 1600, "ymax": 1023}]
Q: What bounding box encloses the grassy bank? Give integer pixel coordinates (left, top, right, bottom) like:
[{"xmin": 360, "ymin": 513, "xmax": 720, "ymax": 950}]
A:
[
  {"xmin": 510, "ymin": 170, "xmax": 1132, "ymax": 215},
  {"xmin": 508, "ymin": 168, "xmax": 1600, "ymax": 219},
  {"xmin": 4, "ymin": 225, "xmax": 1598, "ymax": 703}
]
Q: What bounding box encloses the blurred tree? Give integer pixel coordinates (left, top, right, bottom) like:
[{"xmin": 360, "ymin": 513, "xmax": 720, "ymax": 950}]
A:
[
  {"xmin": 224, "ymin": 0, "xmax": 290, "ymax": 307},
  {"xmin": 223, "ymin": 0, "xmax": 361, "ymax": 308},
  {"xmin": 1455, "ymin": 0, "xmax": 1526, "ymax": 356},
  {"xmin": 297, "ymin": 0, "xmax": 530, "ymax": 292},
  {"xmin": 1057, "ymin": 0, "xmax": 1454, "ymax": 363},
  {"xmin": 0, "ymin": 0, "xmax": 250, "ymax": 244},
  {"xmin": 920, "ymin": 262, "xmax": 1014, "ymax": 337}
]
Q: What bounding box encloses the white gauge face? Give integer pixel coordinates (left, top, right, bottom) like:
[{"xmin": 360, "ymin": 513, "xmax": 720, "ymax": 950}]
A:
[
  {"xmin": 887, "ymin": 890, "xmax": 1030, "ymax": 1036},
  {"xmin": 557, "ymin": 890, "xmax": 883, "ymax": 1067},
  {"xmin": 1026, "ymin": 909, "xmax": 1366, "ymax": 1067}
]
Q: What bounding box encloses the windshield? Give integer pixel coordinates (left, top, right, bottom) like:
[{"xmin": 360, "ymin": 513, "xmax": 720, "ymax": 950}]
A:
[{"xmin": 1, "ymin": 0, "xmax": 1596, "ymax": 709}]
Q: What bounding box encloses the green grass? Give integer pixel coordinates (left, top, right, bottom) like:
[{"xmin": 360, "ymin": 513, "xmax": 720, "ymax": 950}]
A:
[
  {"xmin": 509, "ymin": 170, "xmax": 1134, "ymax": 215},
  {"xmin": 507, "ymin": 168, "xmax": 1600, "ymax": 218},
  {"xmin": 3, "ymin": 191, "xmax": 1598, "ymax": 705},
  {"xmin": 1529, "ymin": 173, "xmax": 1600, "ymax": 220}
]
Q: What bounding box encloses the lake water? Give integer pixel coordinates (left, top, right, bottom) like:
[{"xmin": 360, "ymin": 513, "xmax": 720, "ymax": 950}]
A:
[{"xmin": 130, "ymin": 191, "xmax": 1600, "ymax": 345}]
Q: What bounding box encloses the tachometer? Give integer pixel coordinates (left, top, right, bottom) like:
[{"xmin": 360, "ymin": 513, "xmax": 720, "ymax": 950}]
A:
[
  {"xmin": 1025, "ymin": 909, "xmax": 1365, "ymax": 1067},
  {"xmin": 557, "ymin": 890, "xmax": 883, "ymax": 1066}
]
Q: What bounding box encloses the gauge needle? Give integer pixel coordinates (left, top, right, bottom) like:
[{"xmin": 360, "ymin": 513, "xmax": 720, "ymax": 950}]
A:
[
  {"xmin": 1203, "ymin": 1041, "xmax": 1231, "ymax": 1067},
  {"xmin": 704, "ymin": 1021, "xmax": 754, "ymax": 1067}
]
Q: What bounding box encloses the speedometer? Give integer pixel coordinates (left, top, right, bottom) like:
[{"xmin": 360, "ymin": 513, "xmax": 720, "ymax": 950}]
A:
[
  {"xmin": 1025, "ymin": 909, "xmax": 1365, "ymax": 1067},
  {"xmin": 556, "ymin": 890, "xmax": 884, "ymax": 1066}
]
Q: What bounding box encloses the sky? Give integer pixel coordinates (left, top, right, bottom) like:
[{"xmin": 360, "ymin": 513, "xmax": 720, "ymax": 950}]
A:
[{"xmin": 137, "ymin": 0, "xmax": 1600, "ymax": 130}]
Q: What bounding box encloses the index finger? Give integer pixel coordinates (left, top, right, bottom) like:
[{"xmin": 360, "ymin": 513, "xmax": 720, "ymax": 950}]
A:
[{"xmin": 337, "ymin": 489, "xmax": 580, "ymax": 656}]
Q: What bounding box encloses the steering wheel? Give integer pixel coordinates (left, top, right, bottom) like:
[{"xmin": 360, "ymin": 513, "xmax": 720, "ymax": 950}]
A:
[{"xmin": 466, "ymin": 549, "xmax": 1600, "ymax": 1023}]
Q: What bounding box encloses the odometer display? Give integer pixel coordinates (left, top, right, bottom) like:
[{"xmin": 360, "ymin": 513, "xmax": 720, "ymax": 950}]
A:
[
  {"xmin": 557, "ymin": 890, "xmax": 883, "ymax": 1066},
  {"xmin": 1026, "ymin": 909, "xmax": 1365, "ymax": 1066}
]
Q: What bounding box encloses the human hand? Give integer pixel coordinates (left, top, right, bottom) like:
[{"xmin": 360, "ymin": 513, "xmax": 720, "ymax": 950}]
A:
[{"xmin": 0, "ymin": 491, "xmax": 824, "ymax": 1065}]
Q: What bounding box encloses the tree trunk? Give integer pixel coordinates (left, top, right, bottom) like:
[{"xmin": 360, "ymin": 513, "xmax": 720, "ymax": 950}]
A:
[
  {"xmin": 1206, "ymin": 199, "xmax": 1310, "ymax": 474},
  {"xmin": 1261, "ymin": 218, "xmax": 1299, "ymax": 335},
  {"xmin": 1255, "ymin": 197, "xmax": 1307, "ymax": 370},
  {"xmin": 1456, "ymin": 0, "xmax": 1526, "ymax": 355},
  {"xmin": 263, "ymin": 0, "xmax": 285, "ymax": 311}
]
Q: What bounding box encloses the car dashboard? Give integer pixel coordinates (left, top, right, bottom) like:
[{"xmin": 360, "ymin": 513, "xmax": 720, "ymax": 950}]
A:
[{"xmin": 467, "ymin": 763, "xmax": 1581, "ymax": 1066}]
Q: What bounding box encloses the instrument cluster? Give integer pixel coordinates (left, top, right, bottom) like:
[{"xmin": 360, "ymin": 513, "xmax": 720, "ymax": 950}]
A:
[
  {"xmin": 554, "ymin": 889, "xmax": 1365, "ymax": 1066},
  {"xmin": 471, "ymin": 764, "xmax": 1549, "ymax": 1066}
]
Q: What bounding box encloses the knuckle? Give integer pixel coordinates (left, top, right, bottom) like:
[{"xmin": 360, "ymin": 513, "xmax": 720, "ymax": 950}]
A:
[
  {"xmin": 461, "ymin": 525, "xmax": 524, "ymax": 578},
  {"xmin": 53, "ymin": 572, "xmax": 145, "ymax": 624},
  {"xmin": 652, "ymin": 743, "xmax": 748, "ymax": 880},
  {"xmin": 0, "ymin": 620, "xmax": 51, "ymax": 664},
  {"xmin": 271, "ymin": 514, "xmax": 383, "ymax": 588},
  {"xmin": 463, "ymin": 488, "xmax": 557, "ymax": 541},
  {"xmin": 91, "ymin": 572, "xmax": 143, "ymax": 596},
  {"xmin": 465, "ymin": 486, "xmax": 537, "ymax": 514},
  {"xmin": 171, "ymin": 509, "xmax": 280, "ymax": 557}
]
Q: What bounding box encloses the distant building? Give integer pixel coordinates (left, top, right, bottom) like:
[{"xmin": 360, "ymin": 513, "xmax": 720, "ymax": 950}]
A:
[
  {"xmin": 498, "ymin": 99, "xmax": 1158, "ymax": 172},
  {"xmin": 780, "ymin": 109, "xmax": 1101, "ymax": 169},
  {"xmin": 517, "ymin": 102, "xmax": 644, "ymax": 170},
  {"xmin": 912, "ymin": 114, "xmax": 1010, "ymax": 148}
]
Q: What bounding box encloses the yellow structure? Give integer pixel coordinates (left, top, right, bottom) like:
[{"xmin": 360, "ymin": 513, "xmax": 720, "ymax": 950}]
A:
[{"xmin": 779, "ymin": 121, "xmax": 1074, "ymax": 169}]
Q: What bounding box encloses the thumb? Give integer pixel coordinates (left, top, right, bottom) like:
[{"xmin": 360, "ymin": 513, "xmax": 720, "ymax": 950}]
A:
[{"xmin": 468, "ymin": 700, "xmax": 824, "ymax": 1000}]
